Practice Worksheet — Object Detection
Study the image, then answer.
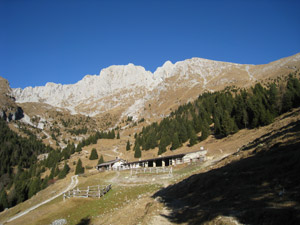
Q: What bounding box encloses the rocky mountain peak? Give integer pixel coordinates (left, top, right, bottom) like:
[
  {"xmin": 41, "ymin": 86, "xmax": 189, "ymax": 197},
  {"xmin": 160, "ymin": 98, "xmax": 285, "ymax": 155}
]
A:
[{"xmin": 9, "ymin": 54, "xmax": 300, "ymax": 122}]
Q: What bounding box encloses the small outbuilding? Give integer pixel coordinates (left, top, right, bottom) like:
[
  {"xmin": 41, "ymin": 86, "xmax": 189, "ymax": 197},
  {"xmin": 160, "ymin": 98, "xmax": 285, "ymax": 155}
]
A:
[{"xmin": 97, "ymin": 158, "xmax": 127, "ymax": 171}]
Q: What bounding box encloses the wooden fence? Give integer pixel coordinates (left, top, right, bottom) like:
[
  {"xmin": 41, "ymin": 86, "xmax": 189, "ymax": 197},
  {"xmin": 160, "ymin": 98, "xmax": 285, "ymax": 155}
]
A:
[
  {"xmin": 63, "ymin": 184, "xmax": 111, "ymax": 201},
  {"xmin": 130, "ymin": 167, "xmax": 173, "ymax": 177}
]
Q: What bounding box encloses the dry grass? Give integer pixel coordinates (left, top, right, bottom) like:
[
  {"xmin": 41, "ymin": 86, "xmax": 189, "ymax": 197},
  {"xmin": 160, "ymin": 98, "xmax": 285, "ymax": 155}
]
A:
[
  {"xmin": 153, "ymin": 110, "xmax": 300, "ymax": 225},
  {"xmin": 1, "ymin": 108, "xmax": 300, "ymax": 225},
  {"xmin": 6, "ymin": 182, "xmax": 160, "ymax": 225}
]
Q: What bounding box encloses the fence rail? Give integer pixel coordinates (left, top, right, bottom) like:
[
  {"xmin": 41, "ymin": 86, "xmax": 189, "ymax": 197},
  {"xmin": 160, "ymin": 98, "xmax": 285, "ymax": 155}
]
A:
[
  {"xmin": 63, "ymin": 184, "xmax": 111, "ymax": 200},
  {"xmin": 130, "ymin": 167, "xmax": 173, "ymax": 176}
]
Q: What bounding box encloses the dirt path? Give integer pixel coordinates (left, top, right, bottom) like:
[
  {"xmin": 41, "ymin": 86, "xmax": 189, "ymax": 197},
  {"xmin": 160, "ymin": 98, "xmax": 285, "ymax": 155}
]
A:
[
  {"xmin": 5, "ymin": 175, "xmax": 79, "ymax": 223},
  {"xmin": 112, "ymin": 146, "xmax": 123, "ymax": 157},
  {"xmin": 109, "ymin": 171, "xmax": 120, "ymax": 183}
]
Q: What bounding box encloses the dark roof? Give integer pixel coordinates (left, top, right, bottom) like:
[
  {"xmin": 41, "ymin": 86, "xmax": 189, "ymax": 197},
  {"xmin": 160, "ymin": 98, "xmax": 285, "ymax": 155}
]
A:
[
  {"xmin": 97, "ymin": 159, "xmax": 126, "ymax": 167},
  {"xmin": 127, "ymin": 149, "xmax": 205, "ymax": 164},
  {"xmin": 128, "ymin": 154, "xmax": 185, "ymax": 164}
]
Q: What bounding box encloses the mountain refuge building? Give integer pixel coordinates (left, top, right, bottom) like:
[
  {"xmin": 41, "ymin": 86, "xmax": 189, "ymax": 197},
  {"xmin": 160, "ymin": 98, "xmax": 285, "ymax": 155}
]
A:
[{"xmin": 96, "ymin": 148, "xmax": 207, "ymax": 171}]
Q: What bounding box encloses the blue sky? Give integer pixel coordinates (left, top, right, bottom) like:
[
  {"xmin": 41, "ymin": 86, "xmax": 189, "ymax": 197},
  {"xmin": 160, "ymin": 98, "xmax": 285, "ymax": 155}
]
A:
[{"xmin": 1, "ymin": 0, "xmax": 299, "ymax": 89}]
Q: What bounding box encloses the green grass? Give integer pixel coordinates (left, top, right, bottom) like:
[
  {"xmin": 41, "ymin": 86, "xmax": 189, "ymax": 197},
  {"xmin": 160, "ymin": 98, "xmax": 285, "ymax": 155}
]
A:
[{"xmin": 33, "ymin": 184, "xmax": 161, "ymax": 225}]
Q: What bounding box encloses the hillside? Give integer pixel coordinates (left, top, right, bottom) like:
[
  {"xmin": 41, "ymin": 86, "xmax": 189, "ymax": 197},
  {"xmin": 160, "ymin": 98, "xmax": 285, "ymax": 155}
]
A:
[
  {"xmin": 0, "ymin": 107, "xmax": 299, "ymax": 225},
  {"xmin": 153, "ymin": 109, "xmax": 300, "ymax": 225}
]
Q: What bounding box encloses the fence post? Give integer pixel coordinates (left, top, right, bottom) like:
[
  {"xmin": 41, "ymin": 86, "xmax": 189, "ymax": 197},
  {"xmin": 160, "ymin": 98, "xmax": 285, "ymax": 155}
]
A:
[{"xmin": 169, "ymin": 167, "xmax": 173, "ymax": 177}]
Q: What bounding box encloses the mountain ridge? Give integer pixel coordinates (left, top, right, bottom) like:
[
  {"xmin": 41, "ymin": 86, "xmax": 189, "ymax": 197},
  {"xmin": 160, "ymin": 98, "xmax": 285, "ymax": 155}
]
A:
[{"xmin": 9, "ymin": 53, "xmax": 300, "ymax": 121}]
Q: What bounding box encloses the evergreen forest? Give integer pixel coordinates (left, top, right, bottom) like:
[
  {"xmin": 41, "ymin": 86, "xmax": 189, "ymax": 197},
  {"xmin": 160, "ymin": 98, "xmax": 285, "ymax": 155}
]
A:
[
  {"xmin": 133, "ymin": 74, "xmax": 300, "ymax": 156},
  {"xmin": 0, "ymin": 120, "xmax": 52, "ymax": 211},
  {"xmin": 0, "ymin": 121, "xmax": 118, "ymax": 212}
]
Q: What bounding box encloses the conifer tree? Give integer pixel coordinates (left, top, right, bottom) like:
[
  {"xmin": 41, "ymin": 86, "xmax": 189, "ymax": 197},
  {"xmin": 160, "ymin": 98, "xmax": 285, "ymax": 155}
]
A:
[
  {"xmin": 117, "ymin": 132, "xmax": 120, "ymax": 139},
  {"xmin": 189, "ymin": 127, "xmax": 198, "ymax": 146},
  {"xmin": 28, "ymin": 177, "xmax": 41, "ymax": 199},
  {"xmin": 76, "ymin": 144, "xmax": 82, "ymax": 152},
  {"xmin": 171, "ymin": 133, "xmax": 180, "ymax": 150},
  {"xmin": 161, "ymin": 130, "xmax": 171, "ymax": 146},
  {"xmin": 15, "ymin": 177, "xmax": 27, "ymax": 204},
  {"xmin": 89, "ymin": 148, "xmax": 99, "ymax": 160},
  {"xmin": 58, "ymin": 162, "xmax": 70, "ymax": 179},
  {"xmin": 289, "ymin": 76, "xmax": 300, "ymax": 106},
  {"xmin": 220, "ymin": 111, "xmax": 238, "ymax": 136},
  {"xmin": 0, "ymin": 189, "xmax": 8, "ymax": 211},
  {"xmin": 200, "ymin": 120, "xmax": 210, "ymax": 141},
  {"xmin": 178, "ymin": 122, "xmax": 188, "ymax": 143},
  {"xmin": 213, "ymin": 109, "xmax": 222, "ymax": 135},
  {"xmin": 75, "ymin": 159, "xmax": 84, "ymax": 175},
  {"xmin": 126, "ymin": 140, "xmax": 131, "ymax": 151},
  {"xmin": 233, "ymin": 95, "xmax": 247, "ymax": 129},
  {"xmin": 98, "ymin": 155, "xmax": 104, "ymax": 164},
  {"xmin": 41, "ymin": 175, "xmax": 49, "ymax": 189},
  {"xmin": 111, "ymin": 130, "xmax": 116, "ymax": 139},
  {"xmin": 54, "ymin": 164, "xmax": 60, "ymax": 177},
  {"xmin": 268, "ymin": 83, "xmax": 279, "ymax": 115},
  {"xmin": 158, "ymin": 144, "xmax": 166, "ymax": 155},
  {"xmin": 281, "ymin": 90, "xmax": 293, "ymax": 113},
  {"xmin": 193, "ymin": 116, "xmax": 202, "ymax": 133},
  {"xmin": 134, "ymin": 143, "xmax": 141, "ymax": 158},
  {"xmin": 158, "ymin": 134, "xmax": 168, "ymax": 155},
  {"xmin": 49, "ymin": 165, "xmax": 55, "ymax": 180}
]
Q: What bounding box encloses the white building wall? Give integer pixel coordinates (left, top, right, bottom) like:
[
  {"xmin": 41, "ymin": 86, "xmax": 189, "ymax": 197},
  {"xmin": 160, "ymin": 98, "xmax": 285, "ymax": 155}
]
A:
[{"xmin": 183, "ymin": 150, "xmax": 207, "ymax": 163}]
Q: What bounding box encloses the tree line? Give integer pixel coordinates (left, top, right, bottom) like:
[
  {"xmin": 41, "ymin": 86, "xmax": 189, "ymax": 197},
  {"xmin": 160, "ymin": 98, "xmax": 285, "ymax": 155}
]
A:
[{"xmin": 132, "ymin": 74, "xmax": 300, "ymax": 157}]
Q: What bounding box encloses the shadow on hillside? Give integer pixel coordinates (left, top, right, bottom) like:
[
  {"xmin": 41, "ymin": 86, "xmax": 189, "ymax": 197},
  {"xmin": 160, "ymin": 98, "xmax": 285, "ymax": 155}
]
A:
[
  {"xmin": 76, "ymin": 216, "xmax": 90, "ymax": 225},
  {"xmin": 242, "ymin": 120, "xmax": 300, "ymax": 152},
  {"xmin": 153, "ymin": 138, "xmax": 300, "ymax": 224}
]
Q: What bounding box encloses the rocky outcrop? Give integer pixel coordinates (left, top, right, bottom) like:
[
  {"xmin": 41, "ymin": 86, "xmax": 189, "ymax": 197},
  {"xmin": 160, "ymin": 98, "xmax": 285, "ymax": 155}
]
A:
[{"xmin": 0, "ymin": 77, "xmax": 24, "ymax": 121}]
